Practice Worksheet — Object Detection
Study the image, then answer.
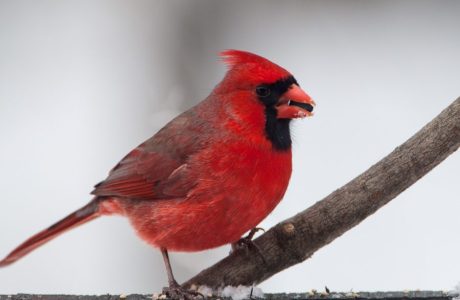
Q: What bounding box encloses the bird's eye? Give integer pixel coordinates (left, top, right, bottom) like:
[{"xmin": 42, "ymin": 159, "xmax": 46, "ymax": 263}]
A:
[{"xmin": 256, "ymin": 86, "xmax": 271, "ymax": 97}]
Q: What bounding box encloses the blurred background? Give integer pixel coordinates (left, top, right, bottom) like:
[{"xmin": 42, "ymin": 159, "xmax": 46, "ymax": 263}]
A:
[{"xmin": 0, "ymin": 0, "xmax": 459, "ymax": 295}]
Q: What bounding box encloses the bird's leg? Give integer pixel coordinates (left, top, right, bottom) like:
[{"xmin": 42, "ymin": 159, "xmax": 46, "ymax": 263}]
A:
[
  {"xmin": 160, "ymin": 248, "xmax": 203, "ymax": 300},
  {"xmin": 161, "ymin": 248, "xmax": 179, "ymax": 289},
  {"xmin": 231, "ymin": 227, "xmax": 267, "ymax": 263}
]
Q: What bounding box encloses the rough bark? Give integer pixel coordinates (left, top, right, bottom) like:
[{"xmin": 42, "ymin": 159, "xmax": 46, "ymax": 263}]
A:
[{"xmin": 184, "ymin": 97, "xmax": 460, "ymax": 288}]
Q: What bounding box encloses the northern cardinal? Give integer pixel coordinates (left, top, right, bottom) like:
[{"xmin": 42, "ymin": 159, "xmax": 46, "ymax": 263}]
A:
[{"xmin": 0, "ymin": 50, "xmax": 315, "ymax": 296}]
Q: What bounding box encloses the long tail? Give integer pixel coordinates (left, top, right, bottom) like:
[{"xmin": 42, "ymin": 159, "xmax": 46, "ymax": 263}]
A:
[{"xmin": 0, "ymin": 199, "xmax": 101, "ymax": 267}]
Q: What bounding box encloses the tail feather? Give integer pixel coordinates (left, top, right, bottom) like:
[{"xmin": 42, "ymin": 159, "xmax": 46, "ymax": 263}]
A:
[{"xmin": 0, "ymin": 200, "xmax": 100, "ymax": 267}]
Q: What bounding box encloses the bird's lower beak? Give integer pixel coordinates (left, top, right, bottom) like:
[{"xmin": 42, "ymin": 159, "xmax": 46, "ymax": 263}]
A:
[{"xmin": 276, "ymin": 84, "xmax": 316, "ymax": 119}]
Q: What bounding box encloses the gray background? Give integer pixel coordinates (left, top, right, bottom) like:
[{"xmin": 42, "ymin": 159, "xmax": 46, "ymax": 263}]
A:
[{"xmin": 0, "ymin": 0, "xmax": 459, "ymax": 295}]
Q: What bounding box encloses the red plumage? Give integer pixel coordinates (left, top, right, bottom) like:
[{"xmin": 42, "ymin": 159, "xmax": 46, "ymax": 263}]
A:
[{"xmin": 0, "ymin": 50, "xmax": 315, "ymax": 290}]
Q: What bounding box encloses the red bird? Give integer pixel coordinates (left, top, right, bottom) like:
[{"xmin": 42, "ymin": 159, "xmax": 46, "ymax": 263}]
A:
[{"xmin": 0, "ymin": 50, "xmax": 315, "ymax": 296}]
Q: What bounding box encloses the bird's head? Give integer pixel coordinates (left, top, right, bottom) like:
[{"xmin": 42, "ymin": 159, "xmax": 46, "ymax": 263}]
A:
[{"xmin": 218, "ymin": 49, "xmax": 315, "ymax": 119}]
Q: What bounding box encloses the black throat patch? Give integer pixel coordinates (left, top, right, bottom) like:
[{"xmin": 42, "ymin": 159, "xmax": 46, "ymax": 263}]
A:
[{"xmin": 257, "ymin": 76, "xmax": 297, "ymax": 151}]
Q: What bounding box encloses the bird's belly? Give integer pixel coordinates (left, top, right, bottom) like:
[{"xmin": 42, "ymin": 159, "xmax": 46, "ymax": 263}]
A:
[
  {"xmin": 124, "ymin": 191, "xmax": 280, "ymax": 251},
  {"xmin": 123, "ymin": 147, "xmax": 292, "ymax": 251}
]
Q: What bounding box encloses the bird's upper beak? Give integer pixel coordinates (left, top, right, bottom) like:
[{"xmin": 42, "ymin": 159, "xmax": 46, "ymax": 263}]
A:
[{"xmin": 276, "ymin": 84, "xmax": 316, "ymax": 119}]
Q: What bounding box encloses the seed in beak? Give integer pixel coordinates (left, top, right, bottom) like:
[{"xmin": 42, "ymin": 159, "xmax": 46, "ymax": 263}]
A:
[{"xmin": 289, "ymin": 100, "xmax": 314, "ymax": 113}]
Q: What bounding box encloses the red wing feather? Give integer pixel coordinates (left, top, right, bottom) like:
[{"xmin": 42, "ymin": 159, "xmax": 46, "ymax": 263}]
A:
[
  {"xmin": 92, "ymin": 108, "xmax": 211, "ymax": 201},
  {"xmin": 92, "ymin": 145, "xmax": 198, "ymax": 200}
]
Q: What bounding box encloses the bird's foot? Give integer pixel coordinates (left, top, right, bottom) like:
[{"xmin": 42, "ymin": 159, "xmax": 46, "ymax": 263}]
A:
[
  {"xmin": 231, "ymin": 227, "xmax": 265, "ymax": 252},
  {"xmin": 231, "ymin": 227, "xmax": 267, "ymax": 263},
  {"xmin": 161, "ymin": 280, "xmax": 204, "ymax": 300}
]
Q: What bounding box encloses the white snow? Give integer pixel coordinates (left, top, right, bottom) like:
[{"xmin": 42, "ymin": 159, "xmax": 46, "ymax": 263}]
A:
[
  {"xmin": 197, "ymin": 285, "xmax": 214, "ymax": 298},
  {"xmin": 220, "ymin": 285, "xmax": 264, "ymax": 300},
  {"xmin": 194, "ymin": 285, "xmax": 264, "ymax": 300},
  {"xmin": 453, "ymin": 282, "xmax": 460, "ymax": 300}
]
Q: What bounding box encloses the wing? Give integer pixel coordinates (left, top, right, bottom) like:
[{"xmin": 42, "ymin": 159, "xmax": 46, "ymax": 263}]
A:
[
  {"xmin": 91, "ymin": 148, "xmax": 192, "ymax": 200},
  {"xmin": 92, "ymin": 109, "xmax": 211, "ymax": 200}
]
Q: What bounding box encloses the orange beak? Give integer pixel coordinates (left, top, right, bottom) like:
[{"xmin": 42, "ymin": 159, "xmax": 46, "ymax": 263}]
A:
[{"xmin": 276, "ymin": 84, "xmax": 316, "ymax": 119}]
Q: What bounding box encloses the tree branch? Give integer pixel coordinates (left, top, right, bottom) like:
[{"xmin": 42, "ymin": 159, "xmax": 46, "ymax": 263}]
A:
[
  {"xmin": 184, "ymin": 97, "xmax": 460, "ymax": 288},
  {"xmin": 0, "ymin": 291, "xmax": 457, "ymax": 300}
]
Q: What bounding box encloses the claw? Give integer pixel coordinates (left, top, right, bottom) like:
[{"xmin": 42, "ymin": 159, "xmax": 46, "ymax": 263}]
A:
[
  {"xmin": 161, "ymin": 280, "xmax": 204, "ymax": 300},
  {"xmin": 231, "ymin": 227, "xmax": 267, "ymax": 264}
]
